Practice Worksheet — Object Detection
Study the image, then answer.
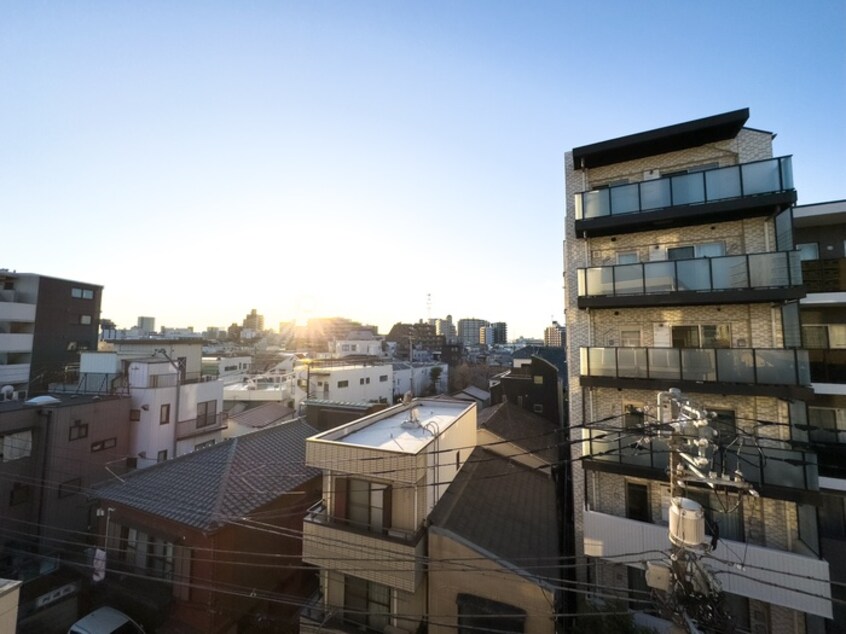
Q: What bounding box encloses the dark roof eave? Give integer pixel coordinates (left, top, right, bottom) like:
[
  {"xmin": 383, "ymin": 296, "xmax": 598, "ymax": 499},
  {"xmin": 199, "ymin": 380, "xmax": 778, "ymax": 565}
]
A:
[{"xmin": 572, "ymin": 108, "xmax": 750, "ymax": 169}]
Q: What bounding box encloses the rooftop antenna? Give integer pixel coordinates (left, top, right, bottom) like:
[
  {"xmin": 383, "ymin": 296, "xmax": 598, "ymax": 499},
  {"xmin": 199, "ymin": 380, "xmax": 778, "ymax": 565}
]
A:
[{"xmin": 426, "ymin": 293, "xmax": 432, "ymax": 322}]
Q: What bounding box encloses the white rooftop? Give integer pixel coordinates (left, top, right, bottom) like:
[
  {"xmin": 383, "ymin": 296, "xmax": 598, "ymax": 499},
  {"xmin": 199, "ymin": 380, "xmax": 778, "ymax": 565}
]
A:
[{"xmin": 314, "ymin": 400, "xmax": 471, "ymax": 454}]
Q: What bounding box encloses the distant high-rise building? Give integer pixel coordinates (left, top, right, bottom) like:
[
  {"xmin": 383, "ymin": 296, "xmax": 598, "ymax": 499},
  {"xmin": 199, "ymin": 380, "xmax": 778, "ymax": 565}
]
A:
[
  {"xmin": 544, "ymin": 321, "xmax": 565, "ymax": 347},
  {"xmin": 242, "ymin": 309, "xmax": 265, "ymax": 332},
  {"xmin": 457, "ymin": 318, "xmax": 488, "ymax": 347},
  {"xmin": 434, "ymin": 314, "xmax": 457, "ymax": 341},
  {"xmin": 137, "ymin": 316, "xmax": 156, "ymax": 335},
  {"xmin": 490, "ymin": 322, "xmax": 508, "ymax": 344}
]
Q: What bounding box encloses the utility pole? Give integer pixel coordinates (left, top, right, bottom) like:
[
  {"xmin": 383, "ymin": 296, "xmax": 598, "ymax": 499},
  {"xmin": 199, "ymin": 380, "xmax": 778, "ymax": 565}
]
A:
[{"xmin": 642, "ymin": 388, "xmax": 756, "ymax": 634}]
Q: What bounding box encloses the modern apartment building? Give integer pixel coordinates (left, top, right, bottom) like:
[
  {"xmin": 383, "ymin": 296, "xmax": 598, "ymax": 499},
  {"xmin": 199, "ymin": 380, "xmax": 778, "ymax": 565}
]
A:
[
  {"xmin": 0, "ymin": 271, "xmax": 101, "ymax": 397},
  {"xmin": 456, "ymin": 318, "xmax": 487, "ymax": 347},
  {"xmin": 794, "ymin": 199, "xmax": 846, "ymax": 631},
  {"xmin": 564, "ymin": 109, "xmax": 831, "ymax": 632},
  {"xmin": 300, "ymin": 398, "xmax": 477, "ymax": 633}
]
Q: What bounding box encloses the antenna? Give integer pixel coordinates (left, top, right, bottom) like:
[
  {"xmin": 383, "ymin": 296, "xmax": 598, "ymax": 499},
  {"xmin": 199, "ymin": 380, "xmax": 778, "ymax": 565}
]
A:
[{"xmin": 426, "ymin": 293, "xmax": 432, "ymax": 322}]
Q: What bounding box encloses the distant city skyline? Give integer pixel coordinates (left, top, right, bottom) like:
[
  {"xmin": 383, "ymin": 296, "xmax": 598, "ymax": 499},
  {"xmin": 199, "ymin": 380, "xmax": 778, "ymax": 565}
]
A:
[{"xmin": 2, "ymin": 2, "xmax": 843, "ymax": 340}]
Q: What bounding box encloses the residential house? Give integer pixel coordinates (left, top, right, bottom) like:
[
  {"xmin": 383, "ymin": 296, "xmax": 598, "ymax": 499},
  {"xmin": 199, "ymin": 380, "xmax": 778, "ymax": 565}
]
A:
[
  {"xmin": 427, "ymin": 445, "xmax": 559, "ymax": 634},
  {"xmin": 300, "ymin": 398, "xmax": 477, "ymax": 633},
  {"xmin": 0, "ymin": 394, "xmax": 131, "ymax": 632},
  {"xmin": 565, "ymin": 109, "xmax": 831, "ymax": 631},
  {"xmin": 92, "ymin": 419, "xmax": 322, "ymax": 633}
]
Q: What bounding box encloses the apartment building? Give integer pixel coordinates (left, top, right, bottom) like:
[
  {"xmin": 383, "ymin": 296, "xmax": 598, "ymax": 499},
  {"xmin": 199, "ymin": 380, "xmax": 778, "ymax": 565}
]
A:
[
  {"xmin": 0, "ymin": 271, "xmax": 101, "ymax": 397},
  {"xmin": 564, "ymin": 109, "xmax": 831, "ymax": 632},
  {"xmin": 300, "ymin": 398, "xmax": 477, "ymax": 633},
  {"xmin": 794, "ymin": 199, "xmax": 846, "ymax": 632}
]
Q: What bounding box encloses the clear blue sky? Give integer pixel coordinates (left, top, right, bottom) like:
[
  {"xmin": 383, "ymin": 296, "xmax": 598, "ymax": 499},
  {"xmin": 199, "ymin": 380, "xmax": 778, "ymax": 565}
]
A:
[{"xmin": 2, "ymin": 1, "xmax": 844, "ymax": 339}]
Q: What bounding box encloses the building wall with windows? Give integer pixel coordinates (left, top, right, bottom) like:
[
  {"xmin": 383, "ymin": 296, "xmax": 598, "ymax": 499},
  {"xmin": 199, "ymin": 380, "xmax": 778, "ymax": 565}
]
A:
[{"xmin": 0, "ymin": 272, "xmax": 101, "ymax": 397}]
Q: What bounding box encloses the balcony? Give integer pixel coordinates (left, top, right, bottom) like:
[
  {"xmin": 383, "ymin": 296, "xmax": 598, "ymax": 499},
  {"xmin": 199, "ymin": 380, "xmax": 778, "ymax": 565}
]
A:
[
  {"xmin": 583, "ymin": 428, "xmax": 819, "ymax": 496},
  {"xmin": 574, "ymin": 156, "xmax": 795, "ymax": 237},
  {"xmin": 0, "ymin": 363, "xmax": 30, "ymax": 384},
  {"xmin": 580, "ymin": 346, "xmax": 812, "ymax": 398},
  {"xmin": 175, "ymin": 412, "xmax": 227, "ymax": 440},
  {"xmin": 577, "ymin": 251, "xmax": 804, "ymax": 308},
  {"xmin": 302, "ymin": 501, "xmax": 424, "ymax": 593},
  {"xmin": 0, "ymin": 301, "xmax": 36, "ymax": 322},
  {"xmin": 583, "ymin": 509, "xmax": 831, "ymax": 618},
  {"xmin": 802, "ymin": 258, "xmax": 846, "ymax": 294},
  {"xmin": 0, "ymin": 333, "xmax": 34, "ymax": 354}
]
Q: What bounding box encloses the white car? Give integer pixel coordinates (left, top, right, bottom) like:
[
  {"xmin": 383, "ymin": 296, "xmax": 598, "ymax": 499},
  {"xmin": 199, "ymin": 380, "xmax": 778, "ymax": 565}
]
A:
[{"xmin": 67, "ymin": 607, "xmax": 144, "ymax": 634}]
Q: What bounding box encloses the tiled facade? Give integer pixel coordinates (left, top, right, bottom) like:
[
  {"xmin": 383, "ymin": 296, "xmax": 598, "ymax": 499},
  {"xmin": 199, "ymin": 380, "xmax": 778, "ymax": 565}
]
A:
[{"xmin": 565, "ymin": 111, "xmax": 830, "ymax": 632}]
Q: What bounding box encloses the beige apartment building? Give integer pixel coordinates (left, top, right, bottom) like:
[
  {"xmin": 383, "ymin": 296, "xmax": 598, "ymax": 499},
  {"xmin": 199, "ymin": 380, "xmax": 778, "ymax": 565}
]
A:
[{"xmin": 564, "ymin": 109, "xmax": 832, "ymax": 632}]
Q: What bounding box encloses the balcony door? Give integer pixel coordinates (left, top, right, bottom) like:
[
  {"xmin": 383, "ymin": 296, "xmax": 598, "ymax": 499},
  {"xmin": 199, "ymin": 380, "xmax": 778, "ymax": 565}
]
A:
[{"xmin": 336, "ymin": 477, "xmax": 393, "ymax": 534}]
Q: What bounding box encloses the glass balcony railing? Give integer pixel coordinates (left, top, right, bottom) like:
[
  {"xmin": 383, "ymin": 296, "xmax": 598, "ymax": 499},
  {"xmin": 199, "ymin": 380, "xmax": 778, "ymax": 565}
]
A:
[
  {"xmin": 575, "ymin": 156, "xmax": 794, "ymax": 220},
  {"xmin": 580, "ymin": 347, "xmax": 811, "ymax": 387},
  {"xmin": 583, "ymin": 428, "xmax": 818, "ymax": 491},
  {"xmin": 578, "ymin": 251, "xmax": 803, "ymax": 298}
]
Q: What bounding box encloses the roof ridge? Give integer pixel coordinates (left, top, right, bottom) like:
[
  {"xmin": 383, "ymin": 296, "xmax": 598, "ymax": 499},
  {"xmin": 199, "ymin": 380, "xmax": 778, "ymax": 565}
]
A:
[{"xmin": 207, "ymin": 436, "xmax": 240, "ymax": 531}]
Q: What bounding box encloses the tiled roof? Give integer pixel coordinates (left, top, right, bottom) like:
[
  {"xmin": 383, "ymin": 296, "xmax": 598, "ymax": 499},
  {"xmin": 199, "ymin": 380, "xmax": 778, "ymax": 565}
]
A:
[
  {"xmin": 428, "ymin": 446, "xmax": 559, "ymax": 585},
  {"xmin": 228, "ymin": 402, "xmax": 295, "ymax": 428},
  {"xmin": 94, "ymin": 419, "xmax": 320, "ymax": 532},
  {"xmin": 478, "ymin": 401, "xmax": 560, "ymax": 464}
]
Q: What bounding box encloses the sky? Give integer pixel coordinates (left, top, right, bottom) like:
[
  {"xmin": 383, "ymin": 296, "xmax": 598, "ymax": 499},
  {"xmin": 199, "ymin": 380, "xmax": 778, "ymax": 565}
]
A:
[{"xmin": 2, "ymin": 1, "xmax": 844, "ymax": 340}]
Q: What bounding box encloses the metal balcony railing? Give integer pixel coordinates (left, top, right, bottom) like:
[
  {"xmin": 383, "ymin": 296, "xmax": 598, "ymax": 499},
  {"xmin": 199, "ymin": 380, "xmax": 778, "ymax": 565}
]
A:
[
  {"xmin": 580, "ymin": 346, "xmax": 811, "ymax": 387},
  {"xmin": 578, "ymin": 251, "xmax": 803, "ymax": 298},
  {"xmin": 175, "ymin": 412, "xmax": 226, "ymax": 440},
  {"xmin": 575, "ymin": 156, "xmax": 794, "ymax": 220}
]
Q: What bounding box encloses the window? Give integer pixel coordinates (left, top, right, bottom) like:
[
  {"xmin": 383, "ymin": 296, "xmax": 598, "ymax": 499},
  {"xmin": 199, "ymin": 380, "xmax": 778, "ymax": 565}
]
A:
[
  {"xmin": 533, "ymin": 375, "xmax": 543, "ymax": 385},
  {"xmin": 624, "ymin": 404, "xmax": 644, "ymax": 431},
  {"xmin": 360, "ymin": 378, "xmax": 365, "ymax": 385},
  {"xmin": 160, "ymin": 404, "xmax": 170, "ymax": 425},
  {"xmin": 59, "ymin": 478, "xmax": 82, "ymax": 498},
  {"xmin": 71, "ymin": 287, "xmax": 94, "ymax": 299},
  {"xmin": 709, "ymin": 409, "xmax": 737, "ymax": 443},
  {"xmin": 338, "ymin": 380, "xmax": 349, "ymax": 388},
  {"xmin": 803, "ymin": 324, "xmax": 846, "ymax": 349},
  {"xmin": 80, "ymin": 314, "xmax": 92, "ymax": 325},
  {"xmin": 1, "ymin": 430, "xmax": 33, "ymax": 461},
  {"xmin": 628, "ymin": 566, "xmax": 651, "ymax": 611},
  {"xmin": 157, "ymin": 450, "xmax": 168, "ymax": 462},
  {"xmin": 626, "ymin": 482, "xmax": 650, "ymax": 522},
  {"xmin": 91, "ymin": 438, "xmax": 117, "ymax": 453},
  {"xmin": 69, "ymin": 421, "xmax": 88, "ymax": 441},
  {"xmin": 344, "ymin": 576, "xmax": 390, "ymax": 631},
  {"xmin": 195, "ymin": 439, "xmax": 215, "ymax": 451},
  {"xmin": 796, "ymin": 242, "xmax": 820, "ymax": 261},
  {"xmin": 532, "ymin": 404, "xmax": 544, "ymax": 414},
  {"xmin": 130, "ymin": 409, "xmax": 141, "ymax": 421},
  {"xmin": 617, "ymin": 251, "xmax": 639, "ymax": 265},
  {"xmin": 197, "ymin": 400, "xmax": 217, "ymax": 428},
  {"xmin": 809, "ymin": 407, "xmax": 846, "ymax": 443},
  {"xmin": 9, "ymin": 483, "xmax": 31, "ymax": 506},
  {"xmin": 668, "ymin": 242, "xmax": 725, "ymax": 260},
  {"xmin": 687, "ymin": 488, "xmax": 744, "ymax": 542},
  {"xmin": 457, "ymin": 593, "xmax": 525, "ymax": 634},
  {"xmin": 671, "ymin": 324, "xmax": 730, "ymax": 348},
  {"xmin": 379, "ymin": 375, "xmax": 388, "ymax": 382},
  {"xmin": 620, "ymin": 329, "xmax": 641, "ymax": 347}
]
